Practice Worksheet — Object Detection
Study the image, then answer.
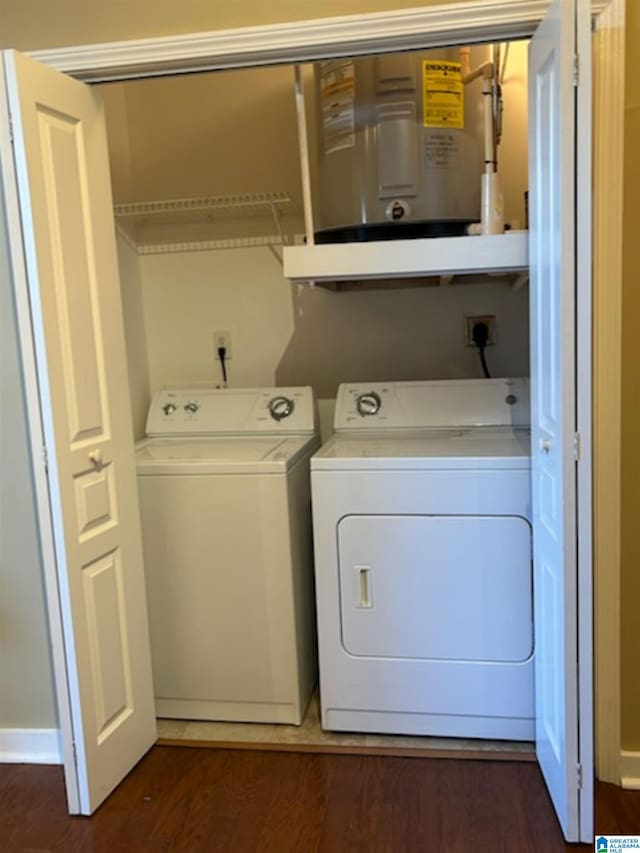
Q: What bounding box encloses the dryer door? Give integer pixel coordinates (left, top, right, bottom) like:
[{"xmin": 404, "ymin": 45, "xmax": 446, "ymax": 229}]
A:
[{"xmin": 338, "ymin": 514, "xmax": 532, "ymax": 662}]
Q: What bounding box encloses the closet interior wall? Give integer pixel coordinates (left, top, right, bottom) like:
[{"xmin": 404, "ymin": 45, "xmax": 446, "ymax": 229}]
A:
[{"xmin": 106, "ymin": 42, "xmax": 530, "ymax": 432}]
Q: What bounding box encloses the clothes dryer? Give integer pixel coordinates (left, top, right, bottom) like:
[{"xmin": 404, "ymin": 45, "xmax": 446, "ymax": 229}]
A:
[{"xmin": 311, "ymin": 378, "xmax": 533, "ymax": 739}]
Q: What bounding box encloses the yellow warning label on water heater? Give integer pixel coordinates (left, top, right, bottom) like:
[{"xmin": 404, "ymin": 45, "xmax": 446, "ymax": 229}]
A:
[{"xmin": 422, "ymin": 60, "xmax": 464, "ymax": 129}]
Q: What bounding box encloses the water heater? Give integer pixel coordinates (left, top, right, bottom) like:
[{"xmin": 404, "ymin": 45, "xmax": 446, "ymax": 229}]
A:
[{"xmin": 313, "ymin": 47, "xmax": 491, "ymax": 243}]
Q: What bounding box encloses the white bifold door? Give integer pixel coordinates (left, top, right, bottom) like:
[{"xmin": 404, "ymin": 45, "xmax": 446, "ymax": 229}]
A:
[
  {"xmin": 0, "ymin": 51, "xmax": 156, "ymax": 814},
  {"xmin": 529, "ymin": 0, "xmax": 592, "ymax": 843},
  {"xmin": 0, "ymin": 0, "xmax": 592, "ymax": 837}
]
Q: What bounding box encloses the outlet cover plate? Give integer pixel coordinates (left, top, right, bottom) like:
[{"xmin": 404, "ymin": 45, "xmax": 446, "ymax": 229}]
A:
[
  {"xmin": 214, "ymin": 330, "xmax": 232, "ymax": 359},
  {"xmin": 464, "ymin": 315, "xmax": 496, "ymax": 347}
]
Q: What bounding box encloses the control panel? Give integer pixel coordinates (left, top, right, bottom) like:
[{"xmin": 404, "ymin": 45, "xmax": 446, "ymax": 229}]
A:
[
  {"xmin": 146, "ymin": 387, "xmax": 316, "ymax": 437},
  {"xmin": 334, "ymin": 378, "xmax": 530, "ymax": 432}
]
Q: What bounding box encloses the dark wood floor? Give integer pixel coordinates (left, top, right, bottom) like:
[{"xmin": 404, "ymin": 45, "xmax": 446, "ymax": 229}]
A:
[{"xmin": 1, "ymin": 747, "xmax": 639, "ymax": 852}]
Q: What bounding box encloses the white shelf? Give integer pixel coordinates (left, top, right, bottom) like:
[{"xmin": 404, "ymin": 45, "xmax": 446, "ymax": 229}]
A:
[
  {"xmin": 114, "ymin": 191, "xmax": 294, "ymax": 223},
  {"xmin": 283, "ymin": 231, "xmax": 528, "ymax": 284},
  {"xmin": 136, "ymin": 234, "xmax": 284, "ymax": 255},
  {"xmin": 112, "ymin": 191, "xmax": 300, "ymax": 255}
]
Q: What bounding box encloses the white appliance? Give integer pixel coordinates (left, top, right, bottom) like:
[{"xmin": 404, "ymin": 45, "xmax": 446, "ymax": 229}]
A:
[
  {"xmin": 135, "ymin": 386, "xmax": 320, "ymax": 725},
  {"xmin": 311, "ymin": 378, "xmax": 533, "ymax": 740}
]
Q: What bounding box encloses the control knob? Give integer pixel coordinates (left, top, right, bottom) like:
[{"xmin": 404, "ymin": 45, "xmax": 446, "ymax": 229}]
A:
[
  {"xmin": 162, "ymin": 403, "xmax": 177, "ymax": 415},
  {"xmin": 268, "ymin": 396, "xmax": 295, "ymax": 421},
  {"xmin": 184, "ymin": 402, "xmax": 199, "ymax": 414},
  {"xmin": 356, "ymin": 391, "xmax": 382, "ymax": 417}
]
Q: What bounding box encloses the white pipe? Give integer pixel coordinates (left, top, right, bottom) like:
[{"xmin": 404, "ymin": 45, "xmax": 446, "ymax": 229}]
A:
[
  {"xmin": 480, "ymin": 67, "xmax": 504, "ymax": 234},
  {"xmin": 482, "ymin": 71, "xmax": 496, "ymax": 173},
  {"xmin": 492, "ymin": 43, "xmax": 501, "ymax": 86},
  {"xmin": 491, "ymin": 43, "xmax": 502, "ymax": 149},
  {"xmin": 460, "ymin": 50, "xmax": 498, "ymax": 174},
  {"xmin": 459, "ymin": 46, "xmax": 471, "ymax": 77},
  {"xmin": 460, "ymin": 45, "xmax": 504, "ymax": 235},
  {"xmin": 481, "ymin": 172, "xmax": 504, "ymax": 234},
  {"xmin": 500, "ymin": 42, "xmax": 510, "ymax": 85},
  {"xmin": 462, "ymin": 59, "xmax": 492, "ymax": 86},
  {"xmin": 475, "ymin": 56, "xmax": 504, "ymax": 234}
]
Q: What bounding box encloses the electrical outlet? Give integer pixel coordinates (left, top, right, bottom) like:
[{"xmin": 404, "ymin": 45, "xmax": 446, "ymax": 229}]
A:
[
  {"xmin": 214, "ymin": 330, "xmax": 232, "ymax": 359},
  {"xmin": 464, "ymin": 315, "xmax": 496, "ymax": 347}
]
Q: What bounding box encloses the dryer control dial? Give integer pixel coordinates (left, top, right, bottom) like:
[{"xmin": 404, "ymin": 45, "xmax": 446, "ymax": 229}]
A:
[
  {"xmin": 356, "ymin": 392, "xmax": 382, "ymax": 417},
  {"xmin": 268, "ymin": 396, "xmax": 295, "ymax": 421},
  {"xmin": 162, "ymin": 402, "xmax": 177, "ymax": 415},
  {"xmin": 184, "ymin": 401, "xmax": 199, "ymax": 414}
]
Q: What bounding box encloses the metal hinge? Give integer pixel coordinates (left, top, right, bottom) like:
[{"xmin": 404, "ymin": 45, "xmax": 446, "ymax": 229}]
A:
[
  {"xmin": 42, "ymin": 445, "xmax": 49, "ymax": 472},
  {"xmin": 573, "ymin": 54, "xmax": 579, "ymax": 87},
  {"xmin": 576, "ymin": 763, "xmax": 583, "ymax": 790},
  {"xmin": 72, "ymin": 741, "xmax": 78, "ymax": 767},
  {"xmin": 573, "ymin": 432, "xmax": 581, "ymax": 462}
]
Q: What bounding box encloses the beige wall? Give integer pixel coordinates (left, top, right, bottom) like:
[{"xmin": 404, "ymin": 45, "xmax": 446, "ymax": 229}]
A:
[
  {"xmin": 101, "ymin": 84, "xmax": 134, "ymax": 203},
  {"xmin": 2, "ymin": 0, "xmax": 458, "ymax": 52},
  {"xmin": 139, "ymin": 246, "xmax": 529, "ymax": 401},
  {"xmin": 499, "ymin": 42, "xmax": 529, "ymax": 228},
  {"xmin": 277, "ymin": 279, "xmax": 529, "ymax": 396},
  {"xmin": 102, "ymin": 67, "xmax": 302, "ymax": 207},
  {"xmin": 140, "ymin": 248, "xmax": 296, "ymax": 393},
  {"xmin": 621, "ymin": 0, "xmax": 640, "ymax": 751},
  {"xmin": 0, "ymin": 179, "xmax": 57, "ymax": 730},
  {"xmin": 114, "ymin": 42, "xmax": 530, "ymax": 413},
  {"xmin": 117, "ymin": 234, "xmax": 151, "ymax": 441}
]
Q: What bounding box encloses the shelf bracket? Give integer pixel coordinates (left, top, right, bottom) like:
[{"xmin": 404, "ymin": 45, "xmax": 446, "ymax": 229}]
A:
[
  {"xmin": 267, "ymin": 244, "xmax": 284, "ymax": 267},
  {"xmin": 511, "ymin": 271, "xmax": 529, "ymax": 290},
  {"xmin": 269, "ymin": 199, "xmax": 286, "ymax": 247}
]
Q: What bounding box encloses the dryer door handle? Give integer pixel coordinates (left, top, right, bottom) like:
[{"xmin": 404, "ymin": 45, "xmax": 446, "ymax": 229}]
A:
[{"xmin": 356, "ymin": 565, "xmax": 373, "ymax": 609}]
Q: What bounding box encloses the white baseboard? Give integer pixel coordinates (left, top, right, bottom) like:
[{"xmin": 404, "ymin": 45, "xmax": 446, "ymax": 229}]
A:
[
  {"xmin": 0, "ymin": 728, "xmax": 62, "ymax": 764},
  {"xmin": 620, "ymin": 750, "xmax": 640, "ymax": 789}
]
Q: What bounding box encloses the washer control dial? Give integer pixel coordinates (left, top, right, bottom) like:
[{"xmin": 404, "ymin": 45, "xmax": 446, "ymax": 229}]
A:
[
  {"xmin": 162, "ymin": 402, "xmax": 177, "ymax": 415},
  {"xmin": 356, "ymin": 391, "xmax": 382, "ymax": 417},
  {"xmin": 184, "ymin": 401, "xmax": 199, "ymax": 414},
  {"xmin": 268, "ymin": 395, "xmax": 295, "ymax": 421}
]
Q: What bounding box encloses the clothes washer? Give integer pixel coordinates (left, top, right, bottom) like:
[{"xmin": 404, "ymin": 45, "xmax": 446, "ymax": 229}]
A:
[
  {"xmin": 135, "ymin": 386, "xmax": 320, "ymax": 725},
  {"xmin": 311, "ymin": 378, "xmax": 533, "ymax": 740}
]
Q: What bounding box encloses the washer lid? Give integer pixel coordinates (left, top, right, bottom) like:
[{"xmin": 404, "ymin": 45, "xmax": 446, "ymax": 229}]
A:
[
  {"xmin": 136, "ymin": 434, "xmax": 319, "ymax": 474},
  {"xmin": 311, "ymin": 427, "xmax": 530, "ymax": 471}
]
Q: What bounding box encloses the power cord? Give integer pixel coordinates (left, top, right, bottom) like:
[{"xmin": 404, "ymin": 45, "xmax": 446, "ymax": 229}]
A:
[
  {"xmin": 472, "ymin": 321, "xmax": 492, "ymax": 379},
  {"xmin": 217, "ymin": 345, "xmax": 228, "ymax": 387}
]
